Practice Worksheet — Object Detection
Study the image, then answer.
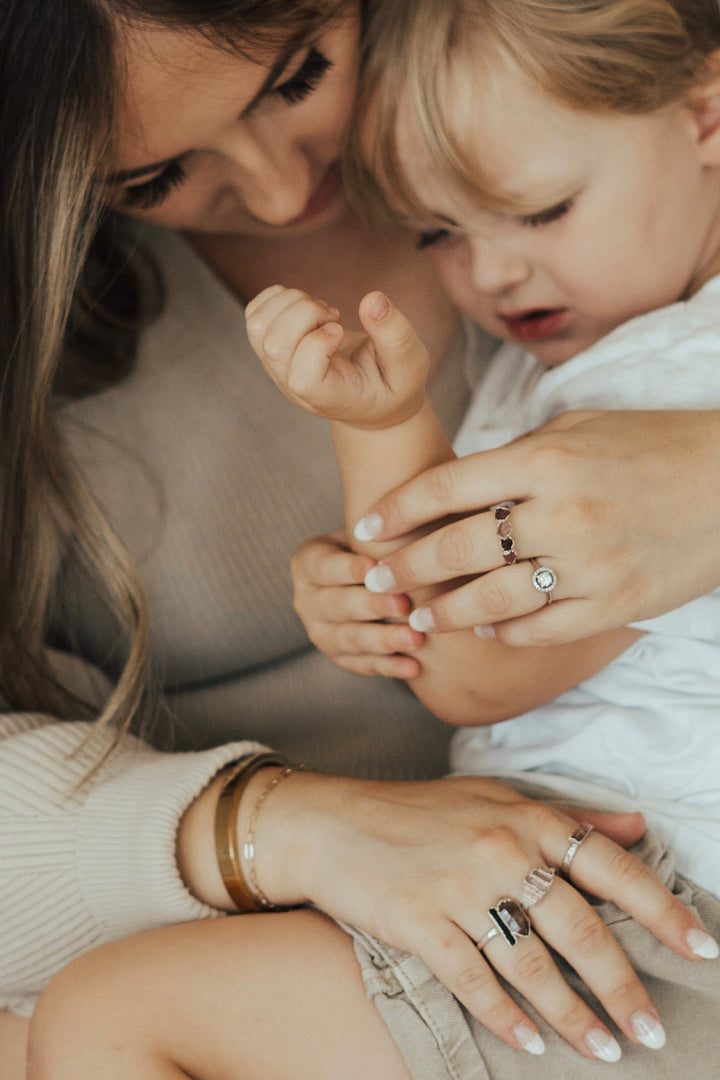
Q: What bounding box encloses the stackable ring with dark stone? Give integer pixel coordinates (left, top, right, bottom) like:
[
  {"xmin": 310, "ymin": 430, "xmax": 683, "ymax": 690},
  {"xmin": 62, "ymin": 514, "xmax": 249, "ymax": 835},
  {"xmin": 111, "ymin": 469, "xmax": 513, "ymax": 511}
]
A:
[
  {"xmin": 476, "ymin": 897, "xmax": 532, "ymax": 950},
  {"xmin": 491, "ymin": 502, "xmax": 517, "ymax": 565},
  {"xmin": 560, "ymin": 822, "xmax": 595, "ymax": 878},
  {"xmin": 530, "ymin": 558, "xmax": 557, "ymax": 604}
]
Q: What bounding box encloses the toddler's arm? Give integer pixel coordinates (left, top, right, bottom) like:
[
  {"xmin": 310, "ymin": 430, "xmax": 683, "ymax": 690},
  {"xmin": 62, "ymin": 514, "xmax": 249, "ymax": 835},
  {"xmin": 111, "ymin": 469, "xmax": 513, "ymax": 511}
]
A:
[{"xmin": 247, "ymin": 288, "xmax": 639, "ymax": 726}]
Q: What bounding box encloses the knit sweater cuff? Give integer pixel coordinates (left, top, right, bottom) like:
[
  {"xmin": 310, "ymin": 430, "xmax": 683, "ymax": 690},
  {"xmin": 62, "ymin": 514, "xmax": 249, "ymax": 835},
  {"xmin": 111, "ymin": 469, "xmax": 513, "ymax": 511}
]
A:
[{"xmin": 78, "ymin": 737, "xmax": 268, "ymax": 937}]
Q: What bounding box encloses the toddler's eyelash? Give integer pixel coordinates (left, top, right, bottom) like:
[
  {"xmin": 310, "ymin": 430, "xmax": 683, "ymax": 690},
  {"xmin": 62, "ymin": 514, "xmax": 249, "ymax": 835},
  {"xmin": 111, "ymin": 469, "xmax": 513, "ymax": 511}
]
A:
[
  {"xmin": 120, "ymin": 160, "xmax": 186, "ymax": 210},
  {"xmin": 276, "ymin": 47, "xmax": 333, "ymax": 105},
  {"xmin": 522, "ymin": 198, "xmax": 573, "ymax": 228},
  {"xmin": 417, "ymin": 228, "xmax": 452, "ymax": 250}
]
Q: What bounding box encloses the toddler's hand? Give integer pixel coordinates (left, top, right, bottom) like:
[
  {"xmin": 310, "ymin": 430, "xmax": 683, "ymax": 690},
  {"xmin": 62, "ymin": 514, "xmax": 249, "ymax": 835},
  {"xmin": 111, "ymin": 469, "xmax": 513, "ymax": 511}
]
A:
[
  {"xmin": 291, "ymin": 531, "xmax": 424, "ymax": 678},
  {"xmin": 245, "ymin": 285, "xmax": 430, "ymax": 429}
]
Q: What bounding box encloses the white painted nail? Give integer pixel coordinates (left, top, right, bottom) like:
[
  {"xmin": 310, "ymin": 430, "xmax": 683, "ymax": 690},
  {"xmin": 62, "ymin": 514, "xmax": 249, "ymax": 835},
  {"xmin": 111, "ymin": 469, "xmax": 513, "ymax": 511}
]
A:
[
  {"xmin": 585, "ymin": 1028, "xmax": 622, "ymax": 1063},
  {"xmin": 473, "ymin": 624, "xmax": 496, "ymax": 639},
  {"xmin": 409, "ymin": 607, "xmax": 434, "ymax": 632},
  {"xmin": 354, "ymin": 513, "xmax": 384, "ymax": 542},
  {"xmin": 364, "ymin": 563, "xmax": 396, "ymax": 593},
  {"xmin": 687, "ymin": 928, "xmax": 719, "ymax": 958},
  {"xmin": 631, "ymin": 1011, "xmax": 666, "ymax": 1050},
  {"xmin": 513, "ymin": 1023, "xmax": 545, "ymax": 1055}
]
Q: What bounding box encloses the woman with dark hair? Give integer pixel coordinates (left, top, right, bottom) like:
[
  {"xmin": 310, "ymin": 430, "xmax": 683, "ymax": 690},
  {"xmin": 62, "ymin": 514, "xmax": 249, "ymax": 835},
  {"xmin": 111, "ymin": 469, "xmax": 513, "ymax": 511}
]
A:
[{"xmin": 1, "ymin": 2, "xmax": 720, "ymax": 1077}]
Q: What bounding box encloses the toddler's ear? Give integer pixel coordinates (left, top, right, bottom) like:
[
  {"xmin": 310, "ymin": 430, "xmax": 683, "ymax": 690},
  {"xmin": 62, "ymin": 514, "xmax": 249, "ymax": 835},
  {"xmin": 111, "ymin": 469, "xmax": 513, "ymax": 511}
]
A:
[{"xmin": 690, "ymin": 51, "xmax": 720, "ymax": 164}]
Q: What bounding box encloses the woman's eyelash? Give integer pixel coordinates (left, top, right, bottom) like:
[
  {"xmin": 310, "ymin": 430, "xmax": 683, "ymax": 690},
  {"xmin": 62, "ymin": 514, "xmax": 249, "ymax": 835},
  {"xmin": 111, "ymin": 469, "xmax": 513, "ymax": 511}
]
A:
[
  {"xmin": 117, "ymin": 48, "xmax": 331, "ymax": 211},
  {"xmin": 120, "ymin": 160, "xmax": 187, "ymax": 210},
  {"xmin": 275, "ymin": 47, "xmax": 333, "ymax": 105},
  {"xmin": 522, "ymin": 198, "xmax": 573, "ymax": 228}
]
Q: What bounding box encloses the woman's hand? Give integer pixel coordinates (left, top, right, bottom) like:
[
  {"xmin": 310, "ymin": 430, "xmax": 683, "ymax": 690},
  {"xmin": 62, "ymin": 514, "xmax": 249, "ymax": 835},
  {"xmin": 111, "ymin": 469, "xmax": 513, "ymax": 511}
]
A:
[
  {"xmin": 255, "ymin": 770, "xmax": 718, "ymax": 1062},
  {"xmin": 350, "ymin": 409, "xmax": 720, "ymax": 645},
  {"xmin": 291, "ymin": 531, "xmax": 424, "ymax": 678}
]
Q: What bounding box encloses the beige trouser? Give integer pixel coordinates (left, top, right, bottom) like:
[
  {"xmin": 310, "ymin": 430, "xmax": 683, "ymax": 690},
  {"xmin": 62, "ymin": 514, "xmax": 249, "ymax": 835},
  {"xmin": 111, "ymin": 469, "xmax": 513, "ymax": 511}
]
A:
[{"xmin": 348, "ymin": 803, "xmax": 720, "ymax": 1079}]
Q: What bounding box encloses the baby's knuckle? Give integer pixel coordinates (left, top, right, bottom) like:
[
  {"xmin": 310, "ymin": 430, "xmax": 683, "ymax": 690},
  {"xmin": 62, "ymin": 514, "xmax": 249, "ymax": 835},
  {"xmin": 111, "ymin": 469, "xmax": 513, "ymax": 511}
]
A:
[{"xmin": 262, "ymin": 331, "xmax": 286, "ymax": 361}]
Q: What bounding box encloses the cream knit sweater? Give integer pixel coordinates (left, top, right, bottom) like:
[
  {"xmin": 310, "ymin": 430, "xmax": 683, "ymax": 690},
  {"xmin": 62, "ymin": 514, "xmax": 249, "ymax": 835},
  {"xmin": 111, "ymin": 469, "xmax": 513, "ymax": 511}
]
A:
[{"xmin": 1, "ymin": 227, "xmax": 481, "ymax": 1016}]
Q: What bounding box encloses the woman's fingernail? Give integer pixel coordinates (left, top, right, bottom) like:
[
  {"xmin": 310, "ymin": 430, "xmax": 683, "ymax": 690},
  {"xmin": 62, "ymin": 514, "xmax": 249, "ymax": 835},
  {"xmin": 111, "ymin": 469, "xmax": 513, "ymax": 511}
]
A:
[
  {"xmin": 473, "ymin": 624, "xmax": 496, "ymax": 639},
  {"xmin": 369, "ymin": 292, "xmax": 390, "ymax": 320},
  {"xmin": 585, "ymin": 1028, "xmax": 622, "ymax": 1062},
  {"xmin": 513, "ymin": 1023, "xmax": 545, "ymax": 1055},
  {"xmin": 409, "ymin": 607, "xmax": 434, "ymax": 632},
  {"xmin": 631, "ymin": 1011, "xmax": 666, "ymax": 1050},
  {"xmin": 687, "ymin": 928, "xmax": 719, "ymax": 959},
  {"xmin": 322, "ymin": 321, "xmax": 343, "ymax": 338},
  {"xmin": 364, "ymin": 563, "xmax": 396, "ymax": 593},
  {"xmin": 354, "ymin": 513, "xmax": 384, "ymax": 542}
]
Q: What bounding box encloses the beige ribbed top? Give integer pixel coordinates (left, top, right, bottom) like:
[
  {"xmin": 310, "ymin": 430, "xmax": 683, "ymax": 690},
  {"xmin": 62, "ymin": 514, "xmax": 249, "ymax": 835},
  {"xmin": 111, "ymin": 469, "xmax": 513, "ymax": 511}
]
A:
[{"xmin": 0, "ymin": 226, "xmax": 488, "ymax": 1015}]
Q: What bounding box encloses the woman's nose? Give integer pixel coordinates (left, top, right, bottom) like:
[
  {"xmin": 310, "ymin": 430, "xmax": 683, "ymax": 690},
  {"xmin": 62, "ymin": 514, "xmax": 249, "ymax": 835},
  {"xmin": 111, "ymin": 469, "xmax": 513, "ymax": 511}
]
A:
[
  {"xmin": 216, "ymin": 127, "xmax": 313, "ymax": 226},
  {"xmin": 467, "ymin": 235, "xmax": 531, "ymax": 295}
]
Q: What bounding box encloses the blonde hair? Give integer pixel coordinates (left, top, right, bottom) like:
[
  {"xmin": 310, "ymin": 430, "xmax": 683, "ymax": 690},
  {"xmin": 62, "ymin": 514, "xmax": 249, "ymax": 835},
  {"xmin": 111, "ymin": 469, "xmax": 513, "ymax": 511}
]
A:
[
  {"xmin": 1, "ymin": 0, "xmax": 351, "ymax": 752},
  {"xmin": 350, "ymin": 0, "xmax": 720, "ymax": 225}
]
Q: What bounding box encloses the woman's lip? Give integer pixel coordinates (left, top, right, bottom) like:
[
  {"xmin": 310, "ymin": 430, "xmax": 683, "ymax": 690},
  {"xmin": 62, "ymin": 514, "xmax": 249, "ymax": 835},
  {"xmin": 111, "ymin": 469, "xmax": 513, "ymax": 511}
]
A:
[
  {"xmin": 500, "ymin": 308, "xmax": 570, "ymax": 342},
  {"xmin": 286, "ymin": 163, "xmax": 343, "ymax": 226}
]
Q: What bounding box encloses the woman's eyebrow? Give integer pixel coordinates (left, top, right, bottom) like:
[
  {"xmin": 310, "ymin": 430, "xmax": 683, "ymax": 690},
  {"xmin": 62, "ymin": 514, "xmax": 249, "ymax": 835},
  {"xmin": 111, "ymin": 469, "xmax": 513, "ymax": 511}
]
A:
[{"xmin": 107, "ymin": 47, "xmax": 294, "ymax": 185}]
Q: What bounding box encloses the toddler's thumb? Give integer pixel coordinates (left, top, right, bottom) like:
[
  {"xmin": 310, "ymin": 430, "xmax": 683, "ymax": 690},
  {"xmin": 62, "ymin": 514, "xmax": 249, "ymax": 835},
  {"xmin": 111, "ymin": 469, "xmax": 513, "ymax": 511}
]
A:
[{"xmin": 358, "ymin": 291, "xmax": 427, "ymax": 365}]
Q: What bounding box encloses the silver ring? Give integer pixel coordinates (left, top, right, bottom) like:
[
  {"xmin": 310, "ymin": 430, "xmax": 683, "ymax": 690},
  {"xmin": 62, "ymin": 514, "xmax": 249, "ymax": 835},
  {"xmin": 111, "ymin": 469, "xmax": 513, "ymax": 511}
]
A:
[
  {"xmin": 519, "ymin": 866, "xmax": 556, "ymax": 909},
  {"xmin": 482, "ymin": 897, "xmax": 532, "ymax": 947},
  {"xmin": 560, "ymin": 823, "xmax": 595, "ymax": 877},
  {"xmin": 530, "ymin": 560, "xmax": 557, "ymax": 603},
  {"xmin": 476, "ymin": 926, "xmax": 502, "ymax": 950}
]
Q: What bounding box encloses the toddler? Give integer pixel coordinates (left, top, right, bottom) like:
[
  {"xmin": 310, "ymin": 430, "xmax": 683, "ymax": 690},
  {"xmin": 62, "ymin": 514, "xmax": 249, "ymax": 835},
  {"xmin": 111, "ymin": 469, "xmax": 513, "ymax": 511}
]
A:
[{"xmin": 246, "ymin": 0, "xmax": 720, "ymax": 895}]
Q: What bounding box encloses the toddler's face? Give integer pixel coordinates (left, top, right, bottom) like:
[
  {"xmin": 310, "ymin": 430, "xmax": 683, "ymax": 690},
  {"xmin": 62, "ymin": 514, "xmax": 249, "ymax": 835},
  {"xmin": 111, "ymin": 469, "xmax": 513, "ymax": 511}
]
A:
[
  {"xmin": 396, "ymin": 58, "xmax": 720, "ymax": 366},
  {"xmin": 106, "ymin": 14, "xmax": 359, "ymax": 238}
]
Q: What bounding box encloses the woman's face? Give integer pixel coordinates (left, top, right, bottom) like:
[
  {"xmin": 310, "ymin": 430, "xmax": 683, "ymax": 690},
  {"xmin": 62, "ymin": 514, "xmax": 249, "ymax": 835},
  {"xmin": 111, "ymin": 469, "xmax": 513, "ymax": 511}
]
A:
[{"xmin": 107, "ymin": 14, "xmax": 359, "ymax": 237}]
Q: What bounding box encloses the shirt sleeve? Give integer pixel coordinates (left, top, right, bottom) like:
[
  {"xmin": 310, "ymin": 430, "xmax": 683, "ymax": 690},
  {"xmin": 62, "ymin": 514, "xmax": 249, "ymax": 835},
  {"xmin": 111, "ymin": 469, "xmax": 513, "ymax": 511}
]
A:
[{"xmin": 0, "ymin": 712, "xmax": 265, "ymax": 1017}]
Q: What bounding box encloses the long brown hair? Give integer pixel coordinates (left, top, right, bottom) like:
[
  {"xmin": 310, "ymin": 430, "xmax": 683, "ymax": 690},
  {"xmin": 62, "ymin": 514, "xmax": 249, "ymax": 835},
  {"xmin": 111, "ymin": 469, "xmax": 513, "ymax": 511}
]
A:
[{"xmin": 1, "ymin": 0, "xmax": 351, "ymax": 741}]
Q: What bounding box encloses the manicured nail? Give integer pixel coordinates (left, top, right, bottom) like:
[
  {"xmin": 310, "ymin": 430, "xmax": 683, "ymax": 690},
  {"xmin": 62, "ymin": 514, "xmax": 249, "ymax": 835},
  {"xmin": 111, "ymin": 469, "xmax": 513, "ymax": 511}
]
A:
[
  {"xmin": 473, "ymin": 624, "xmax": 496, "ymax": 639},
  {"xmin": 364, "ymin": 563, "xmax": 396, "ymax": 593},
  {"xmin": 369, "ymin": 292, "xmax": 390, "ymax": 320},
  {"xmin": 631, "ymin": 1011, "xmax": 666, "ymax": 1050},
  {"xmin": 585, "ymin": 1028, "xmax": 622, "ymax": 1062},
  {"xmin": 354, "ymin": 513, "xmax": 384, "ymax": 542},
  {"xmin": 409, "ymin": 607, "xmax": 434, "ymax": 632},
  {"xmin": 687, "ymin": 928, "xmax": 719, "ymax": 958},
  {"xmin": 513, "ymin": 1023, "xmax": 545, "ymax": 1055}
]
